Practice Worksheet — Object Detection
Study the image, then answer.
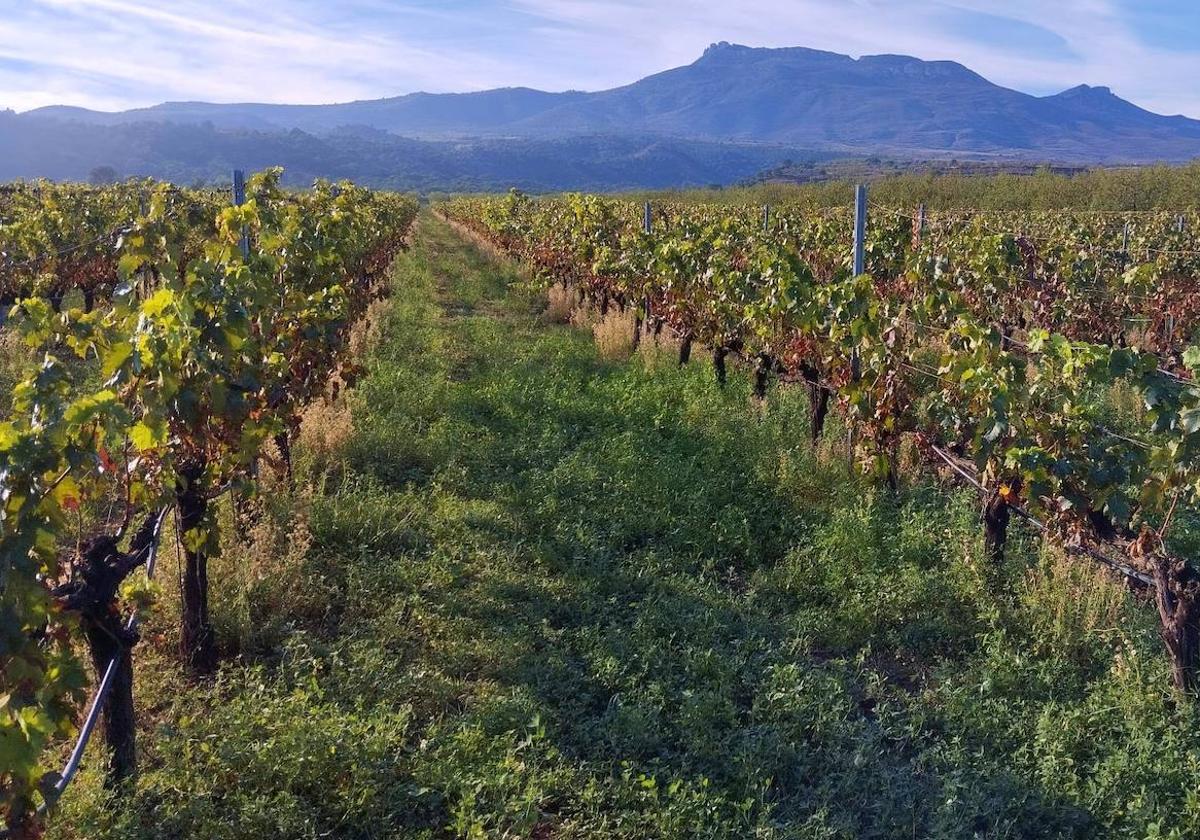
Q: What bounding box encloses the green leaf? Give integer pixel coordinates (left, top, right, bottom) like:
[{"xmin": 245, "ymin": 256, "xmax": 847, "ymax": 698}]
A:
[
  {"xmin": 64, "ymin": 390, "xmax": 119, "ymax": 427},
  {"xmin": 102, "ymin": 343, "xmax": 133, "ymax": 378},
  {"xmin": 1185, "ymin": 346, "xmax": 1200, "ymax": 374},
  {"xmin": 1182, "ymin": 408, "xmax": 1200, "ymax": 436},
  {"xmin": 129, "ymin": 420, "xmax": 165, "ymax": 451}
]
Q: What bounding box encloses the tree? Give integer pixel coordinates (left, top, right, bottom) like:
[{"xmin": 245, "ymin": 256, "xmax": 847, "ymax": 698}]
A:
[{"xmin": 89, "ymin": 165, "xmax": 118, "ymax": 185}]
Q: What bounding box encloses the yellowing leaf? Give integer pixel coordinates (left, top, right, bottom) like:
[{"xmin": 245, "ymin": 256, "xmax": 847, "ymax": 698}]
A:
[
  {"xmin": 141, "ymin": 288, "xmax": 175, "ymax": 318},
  {"xmin": 129, "ymin": 421, "xmax": 164, "ymax": 451},
  {"xmin": 52, "ymin": 476, "xmax": 81, "ymax": 512}
]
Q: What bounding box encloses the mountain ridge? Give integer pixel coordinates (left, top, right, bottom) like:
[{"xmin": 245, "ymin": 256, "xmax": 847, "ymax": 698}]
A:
[{"xmin": 5, "ymin": 43, "xmax": 1200, "ymax": 189}]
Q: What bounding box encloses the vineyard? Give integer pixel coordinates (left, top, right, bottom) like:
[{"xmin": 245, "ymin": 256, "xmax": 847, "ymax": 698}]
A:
[
  {"xmin": 8, "ymin": 175, "xmax": 1200, "ymax": 837},
  {"xmin": 439, "ymin": 190, "xmax": 1200, "ymax": 695},
  {"xmin": 0, "ymin": 171, "xmax": 417, "ymax": 836}
]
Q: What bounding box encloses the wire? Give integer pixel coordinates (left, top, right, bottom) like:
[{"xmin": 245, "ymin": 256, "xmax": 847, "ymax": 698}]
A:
[{"xmin": 0, "ymin": 223, "xmax": 133, "ymax": 273}]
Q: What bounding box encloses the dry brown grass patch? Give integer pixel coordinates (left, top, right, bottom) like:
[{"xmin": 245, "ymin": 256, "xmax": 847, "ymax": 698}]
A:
[
  {"xmin": 298, "ymin": 396, "xmax": 355, "ymax": 463},
  {"xmin": 211, "ymin": 488, "xmax": 324, "ymax": 653},
  {"xmin": 543, "ymin": 284, "xmax": 575, "ymax": 324},
  {"xmin": 348, "ymin": 295, "xmax": 392, "ymax": 359},
  {"xmin": 592, "ymin": 308, "xmax": 637, "ymax": 360}
]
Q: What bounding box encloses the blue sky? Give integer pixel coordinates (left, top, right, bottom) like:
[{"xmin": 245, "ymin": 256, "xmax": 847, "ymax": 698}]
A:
[{"xmin": 1, "ymin": 0, "xmax": 1198, "ymax": 116}]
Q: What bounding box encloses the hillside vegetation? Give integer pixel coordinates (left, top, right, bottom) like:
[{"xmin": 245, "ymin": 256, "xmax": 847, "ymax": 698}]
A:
[{"xmin": 650, "ymin": 161, "xmax": 1200, "ymax": 210}]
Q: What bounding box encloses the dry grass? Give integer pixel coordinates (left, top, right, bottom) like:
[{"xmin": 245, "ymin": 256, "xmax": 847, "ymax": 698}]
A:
[
  {"xmin": 1105, "ymin": 378, "xmax": 1146, "ymax": 427},
  {"xmin": 634, "ymin": 325, "xmax": 683, "ymax": 368},
  {"xmin": 291, "ymin": 291, "xmax": 394, "ymax": 466},
  {"xmin": 298, "ymin": 396, "xmax": 355, "ymax": 463},
  {"xmin": 210, "ymin": 488, "xmax": 323, "ymax": 654},
  {"xmin": 438, "ymin": 213, "xmax": 520, "ymax": 266},
  {"xmin": 348, "ymin": 295, "xmax": 392, "ymax": 359},
  {"xmin": 543, "ymin": 284, "xmax": 575, "ymax": 324},
  {"xmin": 592, "ymin": 308, "xmax": 637, "ymax": 361},
  {"xmin": 0, "ymin": 328, "xmax": 31, "ymax": 412},
  {"xmin": 568, "ymin": 299, "xmax": 600, "ymax": 330}
]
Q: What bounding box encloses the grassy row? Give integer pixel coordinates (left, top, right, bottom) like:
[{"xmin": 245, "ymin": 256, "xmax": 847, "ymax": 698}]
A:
[{"xmin": 53, "ymin": 212, "xmax": 1200, "ymax": 839}]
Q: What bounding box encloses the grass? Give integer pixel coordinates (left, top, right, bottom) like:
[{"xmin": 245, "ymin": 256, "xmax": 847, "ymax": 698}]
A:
[{"xmin": 50, "ymin": 212, "xmax": 1200, "ymax": 839}]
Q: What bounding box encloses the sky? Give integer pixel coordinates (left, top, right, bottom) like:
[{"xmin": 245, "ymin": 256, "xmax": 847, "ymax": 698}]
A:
[{"xmin": 1, "ymin": 0, "xmax": 1199, "ymax": 116}]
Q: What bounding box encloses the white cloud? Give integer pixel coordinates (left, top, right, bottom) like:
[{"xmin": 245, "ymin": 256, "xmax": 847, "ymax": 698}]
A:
[{"xmin": 1, "ymin": 0, "xmax": 1197, "ymax": 116}]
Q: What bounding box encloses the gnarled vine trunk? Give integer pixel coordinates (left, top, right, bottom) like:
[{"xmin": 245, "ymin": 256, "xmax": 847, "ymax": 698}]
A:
[
  {"xmin": 177, "ymin": 459, "xmax": 216, "ymax": 674},
  {"xmin": 753, "ymin": 353, "xmax": 772, "ymax": 401},
  {"xmin": 800, "ymin": 364, "xmax": 830, "ymax": 443},
  {"xmin": 1151, "ymin": 551, "xmax": 1200, "ymax": 694},
  {"xmin": 678, "ymin": 334, "xmax": 693, "ymax": 366},
  {"xmin": 52, "ymin": 512, "xmax": 161, "ymax": 789},
  {"xmin": 713, "ymin": 346, "xmax": 729, "ymax": 387},
  {"xmin": 982, "ymin": 488, "xmax": 1011, "ymax": 564},
  {"xmin": 274, "ymin": 430, "xmax": 295, "ymax": 488},
  {"xmin": 84, "ymin": 615, "xmax": 137, "ymax": 787}
]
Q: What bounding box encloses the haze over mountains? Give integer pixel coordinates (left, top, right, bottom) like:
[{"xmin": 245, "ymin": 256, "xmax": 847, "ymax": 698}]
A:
[{"xmin": 5, "ymin": 43, "xmax": 1200, "ymax": 190}]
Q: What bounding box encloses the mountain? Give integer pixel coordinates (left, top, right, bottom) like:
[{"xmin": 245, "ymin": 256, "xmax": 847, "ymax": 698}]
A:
[
  {"xmin": 6, "ymin": 43, "xmax": 1200, "ymax": 189},
  {"xmin": 30, "ymin": 88, "xmax": 588, "ymax": 136}
]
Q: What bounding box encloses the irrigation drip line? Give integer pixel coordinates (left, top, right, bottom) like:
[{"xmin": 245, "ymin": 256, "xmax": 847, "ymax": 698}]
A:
[
  {"xmin": 635, "ymin": 293, "xmax": 1168, "ymax": 586},
  {"xmin": 868, "ymin": 200, "xmax": 1200, "ymax": 260},
  {"xmin": 997, "ymin": 327, "xmax": 1191, "ymax": 388},
  {"xmin": 895, "ymin": 305, "xmax": 1192, "ymax": 395},
  {"xmin": 871, "ymin": 201, "xmax": 1200, "ymax": 221},
  {"xmin": 897, "ymin": 359, "xmax": 959, "ymax": 387},
  {"xmin": 892, "ymin": 318, "xmax": 1165, "ymax": 454}
]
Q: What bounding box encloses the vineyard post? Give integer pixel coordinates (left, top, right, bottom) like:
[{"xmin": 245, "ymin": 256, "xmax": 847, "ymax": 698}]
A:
[
  {"xmin": 762, "ymin": 204, "xmax": 770, "ymax": 233},
  {"xmin": 916, "ymin": 204, "xmax": 926, "ymax": 248},
  {"xmin": 848, "ymin": 185, "xmax": 867, "ymax": 472},
  {"xmin": 232, "ymin": 169, "xmax": 249, "ymax": 258},
  {"xmin": 1120, "ymin": 222, "xmax": 1131, "ymax": 349},
  {"xmin": 1177, "ymin": 215, "xmax": 1186, "ymax": 234},
  {"xmin": 643, "ymin": 201, "xmax": 652, "ymax": 235},
  {"xmin": 232, "ymin": 169, "xmax": 262, "ymax": 535},
  {"xmin": 853, "ymin": 185, "xmax": 867, "ymax": 276}
]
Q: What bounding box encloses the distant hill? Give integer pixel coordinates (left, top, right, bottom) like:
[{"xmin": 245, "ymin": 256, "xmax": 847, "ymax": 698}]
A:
[
  {"xmin": 0, "ymin": 114, "xmax": 823, "ymax": 191},
  {"xmin": 7, "ymin": 43, "xmax": 1200, "ymax": 189},
  {"xmin": 28, "ymin": 88, "xmax": 589, "ymax": 137}
]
